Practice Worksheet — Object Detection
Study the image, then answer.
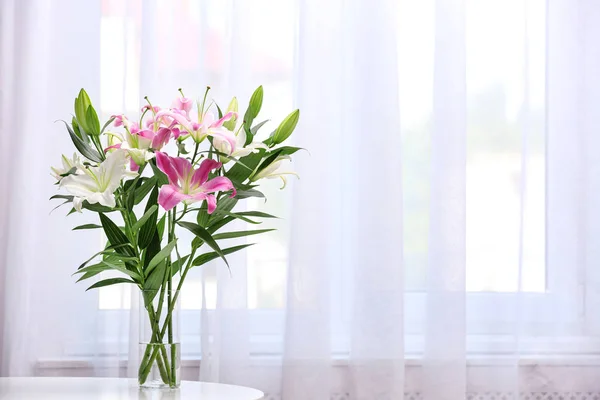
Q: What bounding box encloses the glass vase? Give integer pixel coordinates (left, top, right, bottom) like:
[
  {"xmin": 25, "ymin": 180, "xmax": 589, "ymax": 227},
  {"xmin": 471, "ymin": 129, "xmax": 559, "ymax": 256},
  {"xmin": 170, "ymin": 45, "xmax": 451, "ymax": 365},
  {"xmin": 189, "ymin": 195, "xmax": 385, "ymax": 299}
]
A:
[{"xmin": 138, "ymin": 289, "xmax": 181, "ymax": 389}]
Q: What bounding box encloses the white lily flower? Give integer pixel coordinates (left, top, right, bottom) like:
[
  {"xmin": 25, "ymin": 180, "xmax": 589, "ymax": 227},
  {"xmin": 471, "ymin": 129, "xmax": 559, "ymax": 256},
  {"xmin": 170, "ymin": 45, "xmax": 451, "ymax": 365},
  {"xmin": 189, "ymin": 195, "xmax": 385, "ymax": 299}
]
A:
[
  {"xmin": 50, "ymin": 153, "xmax": 82, "ymax": 181},
  {"xmin": 250, "ymin": 155, "xmax": 298, "ymax": 189},
  {"xmin": 60, "ymin": 149, "xmax": 135, "ymax": 212},
  {"xmin": 213, "ymin": 128, "xmax": 267, "ymax": 162}
]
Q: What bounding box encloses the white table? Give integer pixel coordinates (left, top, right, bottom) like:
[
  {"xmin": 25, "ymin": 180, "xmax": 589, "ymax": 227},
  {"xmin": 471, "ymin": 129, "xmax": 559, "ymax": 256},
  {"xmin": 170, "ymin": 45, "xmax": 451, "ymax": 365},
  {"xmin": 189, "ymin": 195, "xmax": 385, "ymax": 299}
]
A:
[{"xmin": 0, "ymin": 377, "xmax": 264, "ymax": 399}]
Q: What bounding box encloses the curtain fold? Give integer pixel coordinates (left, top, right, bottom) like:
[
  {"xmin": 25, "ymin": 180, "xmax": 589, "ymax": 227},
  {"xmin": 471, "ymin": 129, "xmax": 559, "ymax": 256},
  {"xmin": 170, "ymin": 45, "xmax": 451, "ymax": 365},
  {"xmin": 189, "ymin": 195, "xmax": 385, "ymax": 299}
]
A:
[{"xmin": 3, "ymin": 0, "xmax": 600, "ymax": 399}]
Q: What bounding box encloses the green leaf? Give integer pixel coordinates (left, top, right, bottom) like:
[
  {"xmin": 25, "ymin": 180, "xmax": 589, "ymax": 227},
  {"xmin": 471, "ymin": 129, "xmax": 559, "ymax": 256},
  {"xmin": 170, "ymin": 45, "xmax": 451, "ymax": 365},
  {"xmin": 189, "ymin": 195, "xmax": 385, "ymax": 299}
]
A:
[
  {"xmin": 196, "ymin": 202, "xmax": 210, "ymax": 228},
  {"xmin": 274, "ymin": 146, "xmax": 304, "ymax": 156},
  {"xmin": 272, "ymin": 109, "xmax": 300, "ymax": 144},
  {"xmin": 72, "ymin": 116, "xmax": 84, "ymax": 141},
  {"xmin": 170, "ymin": 255, "xmax": 190, "ymax": 277},
  {"xmin": 177, "ymin": 221, "xmax": 229, "ymax": 268},
  {"xmin": 60, "ymin": 120, "xmax": 103, "ymax": 163},
  {"xmin": 86, "ymin": 277, "xmax": 135, "ymax": 291},
  {"xmin": 216, "ymin": 196, "xmax": 238, "ymax": 214},
  {"xmin": 74, "ymin": 262, "xmax": 112, "ymax": 276},
  {"xmin": 50, "ymin": 194, "xmax": 74, "ymax": 201},
  {"xmin": 210, "ymin": 210, "xmax": 261, "ymax": 225},
  {"xmin": 77, "ymin": 243, "xmax": 133, "ymax": 270},
  {"xmin": 73, "ymin": 223, "xmax": 102, "ymax": 231},
  {"xmin": 145, "ymin": 240, "xmax": 177, "ymax": 277},
  {"xmin": 236, "ymin": 211, "xmax": 279, "ymax": 219},
  {"xmin": 192, "ymin": 244, "xmax": 254, "ymax": 267},
  {"xmin": 85, "ymin": 106, "xmax": 101, "ymax": 136},
  {"xmin": 74, "ymin": 89, "xmax": 92, "ymax": 133},
  {"xmin": 251, "ymin": 119, "xmax": 269, "ymax": 135},
  {"xmin": 99, "ymin": 213, "xmax": 135, "ymax": 258},
  {"xmin": 138, "ymin": 186, "xmax": 159, "ymax": 249},
  {"xmin": 102, "ymin": 260, "xmax": 142, "ymax": 282},
  {"xmin": 133, "ymin": 205, "xmax": 158, "ymax": 232},
  {"xmin": 235, "ymin": 189, "xmax": 265, "ymax": 199},
  {"xmin": 157, "ymin": 214, "xmax": 166, "ymax": 242},
  {"xmin": 225, "ymin": 150, "xmax": 265, "ymax": 184},
  {"xmin": 81, "ymin": 201, "xmax": 118, "ymax": 213},
  {"xmin": 150, "ymin": 160, "xmax": 169, "ymax": 186},
  {"xmin": 207, "ymin": 216, "xmax": 235, "ymax": 233},
  {"xmin": 134, "ymin": 176, "xmax": 157, "ymax": 205},
  {"xmin": 142, "ymin": 229, "xmax": 161, "ymax": 269},
  {"xmin": 176, "ymin": 140, "xmax": 189, "ymax": 155},
  {"xmin": 100, "ymin": 116, "xmax": 116, "ymax": 134},
  {"xmin": 212, "ymin": 229, "xmax": 274, "ymax": 240},
  {"xmin": 216, "ymin": 103, "xmax": 223, "ymax": 119},
  {"xmin": 59, "ymin": 167, "xmax": 78, "ymax": 177},
  {"xmin": 254, "ymin": 148, "xmax": 284, "ymax": 177},
  {"xmin": 143, "ymin": 261, "xmax": 166, "ymax": 295}
]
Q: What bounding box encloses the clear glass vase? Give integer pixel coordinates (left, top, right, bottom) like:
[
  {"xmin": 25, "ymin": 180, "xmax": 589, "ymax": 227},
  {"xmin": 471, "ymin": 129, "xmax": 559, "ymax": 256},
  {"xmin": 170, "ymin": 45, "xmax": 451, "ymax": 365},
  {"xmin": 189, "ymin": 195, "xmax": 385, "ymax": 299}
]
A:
[{"xmin": 138, "ymin": 289, "xmax": 181, "ymax": 389}]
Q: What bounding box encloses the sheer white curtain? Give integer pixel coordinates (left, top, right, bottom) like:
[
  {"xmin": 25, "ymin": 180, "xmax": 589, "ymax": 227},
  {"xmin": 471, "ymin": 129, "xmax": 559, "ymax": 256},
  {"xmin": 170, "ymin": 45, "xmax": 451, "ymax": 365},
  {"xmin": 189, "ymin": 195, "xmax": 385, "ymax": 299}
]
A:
[{"xmin": 3, "ymin": 0, "xmax": 600, "ymax": 399}]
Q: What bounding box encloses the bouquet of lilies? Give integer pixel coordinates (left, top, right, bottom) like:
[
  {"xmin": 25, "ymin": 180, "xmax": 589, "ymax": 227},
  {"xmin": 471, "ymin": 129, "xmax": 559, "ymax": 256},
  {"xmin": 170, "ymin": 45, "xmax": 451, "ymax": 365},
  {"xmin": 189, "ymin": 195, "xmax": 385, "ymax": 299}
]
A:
[{"xmin": 50, "ymin": 86, "xmax": 300, "ymax": 388}]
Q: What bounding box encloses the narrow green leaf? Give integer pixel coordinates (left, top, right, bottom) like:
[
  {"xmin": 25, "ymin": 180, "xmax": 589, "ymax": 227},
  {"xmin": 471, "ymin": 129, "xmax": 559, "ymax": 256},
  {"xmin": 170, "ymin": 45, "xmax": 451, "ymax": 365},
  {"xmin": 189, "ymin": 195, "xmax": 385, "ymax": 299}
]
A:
[
  {"xmin": 157, "ymin": 214, "xmax": 166, "ymax": 242},
  {"xmin": 74, "ymin": 262, "xmax": 112, "ymax": 275},
  {"xmin": 254, "ymin": 148, "xmax": 284, "ymax": 177},
  {"xmin": 73, "ymin": 224, "xmax": 102, "ymax": 231},
  {"xmin": 100, "ymin": 116, "xmax": 116, "ymax": 134},
  {"xmin": 133, "ymin": 205, "xmax": 158, "ymax": 232},
  {"xmin": 85, "ymin": 106, "xmax": 101, "ymax": 136},
  {"xmin": 134, "ymin": 176, "xmax": 157, "ymax": 205},
  {"xmin": 81, "ymin": 201, "xmax": 118, "ymax": 213},
  {"xmin": 273, "ymin": 146, "xmax": 304, "ymax": 156},
  {"xmin": 272, "ymin": 109, "xmax": 300, "ymax": 144},
  {"xmin": 176, "ymin": 140, "xmax": 189, "ymax": 155},
  {"xmin": 77, "ymin": 243, "xmax": 133, "ymax": 270},
  {"xmin": 177, "ymin": 222, "xmax": 229, "ymax": 267},
  {"xmin": 142, "ymin": 229, "xmax": 161, "ymax": 269},
  {"xmin": 212, "ymin": 229, "xmax": 274, "ymax": 240},
  {"xmin": 196, "ymin": 202, "xmax": 210, "ymax": 228},
  {"xmin": 210, "ymin": 210, "xmax": 261, "ymax": 225},
  {"xmin": 225, "ymin": 150, "xmax": 265, "ymax": 184},
  {"xmin": 102, "ymin": 260, "xmax": 142, "ymax": 282},
  {"xmin": 138, "ymin": 186, "xmax": 159, "ymax": 249},
  {"xmin": 150, "ymin": 160, "xmax": 169, "ymax": 185},
  {"xmin": 235, "ymin": 189, "xmax": 265, "ymax": 200},
  {"xmin": 192, "ymin": 244, "xmax": 254, "ymax": 267},
  {"xmin": 50, "ymin": 194, "xmax": 74, "ymax": 201},
  {"xmin": 86, "ymin": 277, "xmax": 135, "ymax": 291},
  {"xmin": 170, "ymin": 255, "xmax": 190, "ymax": 277},
  {"xmin": 236, "ymin": 211, "xmax": 279, "ymax": 219},
  {"xmin": 72, "ymin": 116, "xmax": 83, "ymax": 141},
  {"xmin": 60, "ymin": 166, "xmax": 78, "ymax": 177},
  {"xmin": 60, "ymin": 120, "xmax": 103, "ymax": 163},
  {"xmin": 145, "ymin": 240, "xmax": 177, "ymax": 277},
  {"xmin": 99, "ymin": 213, "xmax": 135, "ymax": 258},
  {"xmin": 251, "ymin": 119, "xmax": 269, "ymax": 135},
  {"xmin": 143, "ymin": 261, "xmax": 166, "ymax": 294}
]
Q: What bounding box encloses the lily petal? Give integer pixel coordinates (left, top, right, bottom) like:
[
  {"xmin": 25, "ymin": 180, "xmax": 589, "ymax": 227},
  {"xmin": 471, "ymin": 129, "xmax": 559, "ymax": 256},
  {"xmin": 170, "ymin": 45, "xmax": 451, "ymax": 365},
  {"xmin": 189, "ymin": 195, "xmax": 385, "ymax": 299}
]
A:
[
  {"xmin": 156, "ymin": 152, "xmax": 179, "ymax": 185},
  {"xmin": 191, "ymin": 158, "xmax": 221, "ymax": 187},
  {"xmin": 158, "ymin": 184, "xmax": 190, "ymax": 211},
  {"xmin": 201, "ymin": 176, "xmax": 236, "ymax": 197}
]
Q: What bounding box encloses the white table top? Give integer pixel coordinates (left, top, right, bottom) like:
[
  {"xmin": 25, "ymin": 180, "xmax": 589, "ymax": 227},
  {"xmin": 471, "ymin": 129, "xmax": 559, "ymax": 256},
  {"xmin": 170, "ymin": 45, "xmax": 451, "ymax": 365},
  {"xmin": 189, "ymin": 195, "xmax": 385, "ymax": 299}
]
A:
[{"xmin": 0, "ymin": 377, "xmax": 264, "ymax": 400}]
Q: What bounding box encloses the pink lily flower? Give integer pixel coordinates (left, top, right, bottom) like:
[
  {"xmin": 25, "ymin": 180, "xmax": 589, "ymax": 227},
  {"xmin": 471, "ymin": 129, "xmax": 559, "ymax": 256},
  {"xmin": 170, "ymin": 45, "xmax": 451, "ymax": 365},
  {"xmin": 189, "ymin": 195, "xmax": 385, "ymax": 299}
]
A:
[
  {"xmin": 171, "ymin": 96, "xmax": 193, "ymax": 116},
  {"xmin": 156, "ymin": 152, "xmax": 236, "ymax": 212},
  {"xmin": 155, "ymin": 108, "xmax": 238, "ymax": 151}
]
